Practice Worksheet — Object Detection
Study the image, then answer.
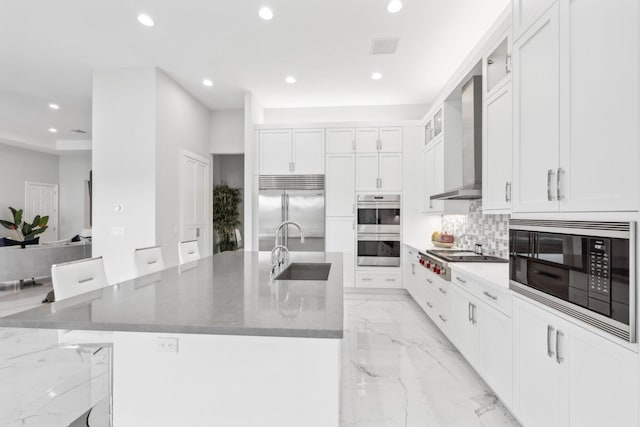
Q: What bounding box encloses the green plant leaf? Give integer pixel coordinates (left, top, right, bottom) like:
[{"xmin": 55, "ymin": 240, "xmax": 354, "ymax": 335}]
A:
[
  {"xmin": 32, "ymin": 215, "xmax": 41, "ymax": 227},
  {"xmin": 26, "ymin": 227, "xmax": 48, "ymax": 240},
  {"xmin": 39, "ymin": 216, "xmax": 49, "ymax": 227},
  {"xmin": 0, "ymin": 219, "xmax": 16, "ymax": 230}
]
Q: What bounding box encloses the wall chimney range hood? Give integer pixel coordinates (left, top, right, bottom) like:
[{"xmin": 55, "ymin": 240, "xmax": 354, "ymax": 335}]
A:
[{"xmin": 430, "ymin": 75, "xmax": 483, "ymax": 201}]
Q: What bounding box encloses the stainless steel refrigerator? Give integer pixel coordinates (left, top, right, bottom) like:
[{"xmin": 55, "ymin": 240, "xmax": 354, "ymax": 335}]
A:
[{"xmin": 258, "ymin": 175, "xmax": 325, "ymax": 252}]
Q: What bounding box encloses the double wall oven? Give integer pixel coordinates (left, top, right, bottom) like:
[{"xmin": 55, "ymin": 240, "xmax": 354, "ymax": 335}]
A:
[
  {"xmin": 509, "ymin": 219, "xmax": 636, "ymax": 342},
  {"xmin": 356, "ymin": 195, "xmax": 401, "ymax": 267}
]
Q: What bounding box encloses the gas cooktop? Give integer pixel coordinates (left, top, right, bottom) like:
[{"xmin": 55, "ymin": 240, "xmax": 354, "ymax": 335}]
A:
[{"xmin": 426, "ymin": 249, "xmax": 508, "ymax": 263}]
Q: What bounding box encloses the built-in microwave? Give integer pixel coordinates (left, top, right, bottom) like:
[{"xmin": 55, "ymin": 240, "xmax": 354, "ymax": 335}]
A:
[
  {"xmin": 357, "ymin": 194, "xmax": 401, "ymax": 234},
  {"xmin": 509, "ymin": 219, "xmax": 635, "ymax": 342}
]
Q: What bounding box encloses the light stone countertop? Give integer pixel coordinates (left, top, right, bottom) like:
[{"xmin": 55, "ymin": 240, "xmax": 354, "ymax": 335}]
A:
[{"xmin": 0, "ymin": 251, "xmax": 344, "ymax": 339}]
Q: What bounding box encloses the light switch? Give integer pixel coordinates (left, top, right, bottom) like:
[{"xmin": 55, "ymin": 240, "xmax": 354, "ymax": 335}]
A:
[{"xmin": 111, "ymin": 227, "xmax": 125, "ymax": 236}]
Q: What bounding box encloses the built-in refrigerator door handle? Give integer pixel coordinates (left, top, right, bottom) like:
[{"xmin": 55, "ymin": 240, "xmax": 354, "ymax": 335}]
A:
[{"xmin": 285, "ymin": 194, "xmax": 290, "ymax": 246}]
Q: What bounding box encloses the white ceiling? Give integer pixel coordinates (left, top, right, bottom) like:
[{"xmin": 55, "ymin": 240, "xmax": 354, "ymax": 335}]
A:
[{"xmin": 0, "ymin": 0, "xmax": 509, "ymax": 149}]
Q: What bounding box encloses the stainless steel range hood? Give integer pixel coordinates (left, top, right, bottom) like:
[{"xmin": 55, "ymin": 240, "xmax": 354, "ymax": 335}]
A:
[{"xmin": 431, "ymin": 75, "xmax": 482, "ymax": 201}]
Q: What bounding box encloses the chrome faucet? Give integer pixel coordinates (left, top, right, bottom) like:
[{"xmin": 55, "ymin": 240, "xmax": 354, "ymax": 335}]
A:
[{"xmin": 271, "ymin": 221, "xmax": 305, "ymax": 273}]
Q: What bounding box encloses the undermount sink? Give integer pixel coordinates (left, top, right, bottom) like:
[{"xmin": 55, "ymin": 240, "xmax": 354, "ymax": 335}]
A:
[{"xmin": 274, "ymin": 263, "xmax": 331, "ymax": 281}]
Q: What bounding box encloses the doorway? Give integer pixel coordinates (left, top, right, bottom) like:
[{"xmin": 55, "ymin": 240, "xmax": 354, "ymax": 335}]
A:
[
  {"xmin": 180, "ymin": 150, "xmax": 211, "ymax": 257},
  {"xmin": 24, "ymin": 181, "xmax": 58, "ymax": 242},
  {"xmin": 212, "ymin": 154, "xmax": 244, "ymax": 253}
]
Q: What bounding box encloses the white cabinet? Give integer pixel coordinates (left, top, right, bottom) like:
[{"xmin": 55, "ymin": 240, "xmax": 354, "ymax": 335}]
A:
[
  {"xmin": 483, "ymin": 83, "xmax": 512, "ymax": 212},
  {"xmin": 326, "ymin": 128, "xmax": 355, "ymax": 153},
  {"xmin": 452, "ymin": 286, "xmax": 479, "ymax": 363},
  {"xmin": 422, "ymin": 138, "xmax": 445, "ymax": 213},
  {"xmin": 260, "ymin": 129, "xmax": 324, "ymax": 175},
  {"xmin": 355, "ymin": 152, "xmax": 402, "ymax": 193},
  {"xmin": 512, "ymin": 3, "xmax": 560, "ymax": 213},
  {"xmin": 326, "ymin": 154, "xmax": 355, "ymax": 216},
  {"xmin": 513, "ymin": 0, "xmax": 639, "ymax": 213},
  {"xmin": 355, "ymin": 127, "xmax": 402, "ymax": 153},
  {"xmin": 513, "ymin": 297, "xmax": 638, "ymax": 427},
  {"xmin": 355, "ymin": 270, "xmax": 401, "ymax": 289},
  {"xmin": 260, "ymin": 130, "xmax": 293, "ymax": 175},
  {"xmin": 403, "ymin": 246, "xmax": 427, "ymax": 304},
  {"xmin": 325, "ymin": 217, "xmax": 355, "ymax": 288},
  {"xmin": 513, "ymin": 0, "xmax": 556, "ymax": 40}
]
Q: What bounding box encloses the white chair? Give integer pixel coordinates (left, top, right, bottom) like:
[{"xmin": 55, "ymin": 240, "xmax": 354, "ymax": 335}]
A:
[
  {"xmin": 51, "ymin": 257, "xmax": 109, "ymax": 301},
  {"xmin": 178, "ymin": 240, "xmax": 200, "ymax": 264},
  {"xmin": 235, "ymin": 228, "xmax": 243, "ymax": 250},
  {"xmin": 134, "ymin": 245, "xmax": 165, "ymax": 277}
]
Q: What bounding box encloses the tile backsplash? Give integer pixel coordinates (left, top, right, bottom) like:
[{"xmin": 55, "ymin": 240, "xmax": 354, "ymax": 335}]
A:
[{"xmin": 441, "ymin": 200, "xmax": 510, "ymax": 258}]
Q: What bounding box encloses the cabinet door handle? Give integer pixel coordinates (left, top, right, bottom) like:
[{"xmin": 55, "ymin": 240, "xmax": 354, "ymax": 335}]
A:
[
  {"xmin": 507, "ymin": 182, "xmax": 512, "ymax": 202},
  {"xmin": 438, "ymin": 287, "xmax": 447, "ymax": 295},
  {"xmin": 426, "ymin": 301, "xmax": 433, "ymax": 308},
  {"xmin": 556, "ymin": 168, "xmax": 563, "ymax": 200},
  {"xmin": 438, "ymin": 314, "xmax": 447, "ymax": 323},
  {"xmin": 455, "ymin": 276, "xmax": 466, "ymax": 284},
  {"xmin": 468, "ymin": 302, "xmax": 473, "ymax": 323},
  {"xmin": 472, "ymin": 304, "xmax": 477, "ymax": 324},
  {"xmin": 379, "ymin": 178, "xmax": 383, "ymax": 189},
  {"xmin": 505, "ymin": 182, "xmax": 509, "ymax": 202},
  {"xmin": 352, "ymin": 140, "xmax": 356, "ymax": 151},
  {"xmin": 385, "ymin": 278, "xmax": 396, "ymax": 282},
  {"xmin": 362, "ymin": 277, "xmax": 372, "ymax": 281},
  {"xmin": 547, "ymin": 169, "xmax": 556, "ymax": 201},
  {"xmin": 411, "ymin": 263, "xmax": 416, "ymax": 275},
  {"xmin": 547, "ymin": 325, "xmax": 555, "ymax": 358},
  {"xmin": 482, "ymin": 291, "xmax": 498, "ymax": 301},
  {"xmin": 555, "ymin": 330, "xmax": 564, "ymax": 364}
]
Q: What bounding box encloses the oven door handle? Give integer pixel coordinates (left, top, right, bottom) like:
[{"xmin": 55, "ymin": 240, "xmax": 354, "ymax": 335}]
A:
[
  {"xmin": 357, "ymin": 234, "xmax": 401, "ymax": 241},
  {"xmin": 357, "ymin": 202, "xmax": 401, "ymax": 210}
]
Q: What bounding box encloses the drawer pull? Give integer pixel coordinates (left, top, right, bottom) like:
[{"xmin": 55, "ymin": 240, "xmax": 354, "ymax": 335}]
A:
[
  {"xmin": 361, "ymin": 278, "xmax": 372, "ymax": 281},
  {"xmin": 426, "ymin": 278, "xmax": 433, "ymax": 284},
  {"xmin": 438, "ymin": 287, "xmax": 447, "ymax": 295},
  {"xmin": 482, "ymin": 291, "xmax": 498, "ymax": 301},
  {"xmin": 385, "ymin": 278, "xmax": 396, "ymax": 282},
  {"xmin": 426, "ymin": 301, "xmax": 433, "ymax": 308},
  {"xmin": 455, "ymin": 276, "xmax": 466, "ymax": 284},
  {"xmin": 438, "ymin": 314, "xmax": 447, "ymax": 323}
]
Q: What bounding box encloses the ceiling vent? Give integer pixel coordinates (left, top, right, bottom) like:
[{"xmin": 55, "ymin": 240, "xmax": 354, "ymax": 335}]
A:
[
  {"xmin": 370, "ymin": 38, "xmax": 399, "ymax": 55},
  {"xmin": 70, "ymin": 129, "xmax": 87, "ymax": 134}
]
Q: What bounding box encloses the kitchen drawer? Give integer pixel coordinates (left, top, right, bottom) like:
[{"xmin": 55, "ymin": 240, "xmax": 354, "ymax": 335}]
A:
[
  {"xmin": 476, "ymin": 281, "xmax": 512, "ymax": 317},
  {"xmin": 356, "ymin": 271, "xmax": 401, "ymax": 288},
  {"xmin": 452, "ymin": 272, "xmax": 478, "ymax": 294}
]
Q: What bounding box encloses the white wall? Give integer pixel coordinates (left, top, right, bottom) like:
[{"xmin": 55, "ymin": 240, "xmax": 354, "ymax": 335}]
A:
[
  {"xmin": 92, "ymin": 67, "xmax": 157, "ymax": 283},
  {"xmin": 243, "ymin": 92, "xmax": 264, "ymax": 251},
  {"xmin": 0, "ymin": 143, "xmax": 59, "ymax": 238},
  {"xmin": 155, "ymin": 69, "xmax": 212, "ymax": 267},
  {"xmin": 58, "ymin": 151, "xmax": 91, "ymax": 239},
  {"xmin": 263, "ymin": 104, "xmax": 429, "ymax": 123},
  {"xmin": 210, "ymin": 110, "xmax": 244, "ymax": 154}
]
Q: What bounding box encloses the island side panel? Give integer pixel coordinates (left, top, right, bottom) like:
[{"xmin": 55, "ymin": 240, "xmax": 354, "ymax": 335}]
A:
[{"xmin": 113, "ymin": 331, "xmax": 341, "ymax": 427}]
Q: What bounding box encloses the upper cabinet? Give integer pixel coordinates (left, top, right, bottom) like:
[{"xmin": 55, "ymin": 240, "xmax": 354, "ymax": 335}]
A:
[
  {"xmin": 513, "ymin": 0, "xmax": 557, "ymax": 41},
  {"xmin": 355, "ymin": 127, "xmax": 403, "ymax": 153},
  {"xmin": 355, "ymin": 127, "xmax": 403, "ymax": 193},
  {"xmin": 260, "ymin": 129, "xmax": 325, "ymax": 175},
  {"xmin": 483, "ymin": 33, "xmax": 513, "ymax": 213},
  {"xmin": 512, "ymin": 0, "xmax": 639, "ymax": 213},
  {"xmin": 326, "ymin": 128, "xmax": 355, "ymax": 153}
]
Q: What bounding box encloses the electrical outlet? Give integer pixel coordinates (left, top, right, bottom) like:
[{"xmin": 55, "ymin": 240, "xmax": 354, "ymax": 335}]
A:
[
  {"xmin": 111, "ymin": 227, "xmax": 125, "ymax": 236},
  {"xmin": 157, "ymin": 337, "xmax": 179, "ymax": 353}
]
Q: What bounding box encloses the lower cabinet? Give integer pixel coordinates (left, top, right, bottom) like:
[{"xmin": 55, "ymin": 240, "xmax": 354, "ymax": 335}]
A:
[
  {"xmin": 451, "ymin": 283, "xmax": 513, "ymax": 408},
  {"xmin": 513, "ymin": 296, "xmax": 638, "ymax": 427},
  {"xmin": 325, "ymin": 217, "xmax": 354, "ymax": 287}
]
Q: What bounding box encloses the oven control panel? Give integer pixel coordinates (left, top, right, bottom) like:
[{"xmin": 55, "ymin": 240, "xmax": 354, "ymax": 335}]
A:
[{"xmin": 589, "ymin": 238, "xmax": 611, "ymax": 296}]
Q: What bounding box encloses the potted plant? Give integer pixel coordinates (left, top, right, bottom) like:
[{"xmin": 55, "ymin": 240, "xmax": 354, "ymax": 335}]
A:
[
  {"xmin": 0, "ymin": 207, "xmax": 49, "ymax": 248},
  {"xmin": 212, "ymin": 184, "xmax": 241, "ymax": 252}
]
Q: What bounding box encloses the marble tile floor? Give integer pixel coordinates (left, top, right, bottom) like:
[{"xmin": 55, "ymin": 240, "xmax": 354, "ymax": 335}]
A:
[
  {"xmin": 340, "ymin": 292, "xmax": 520, "ymax": 427},
  {"xmin": 0, "ymin": 279, "xmax": 53, "ymax": 317},
  {"xmin": 0, "ymin": 291, "xmax": 519, "ymax": 426}
]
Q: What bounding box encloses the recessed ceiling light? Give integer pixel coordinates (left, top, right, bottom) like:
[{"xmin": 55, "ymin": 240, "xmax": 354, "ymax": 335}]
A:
[
  {"xmin": 137, "ymin": 14, "xmax": 155, "ymax": 27},
  {"xmin": 371, "ymin": 72, "xmax": 383, "ymax": 80},
  {"xmin": 387, "ymin": 0, "xmax": 403, "ymax": 13},
  {"xmin": 48, "ymin": 128, "xmax": 58, "ymax": 133},
  {"xmin": 48, "ymin": 103, "xmax": 60, "ymax": 110},
  {"xmin": 202, "ymin": 79, "xmax": 214, "ymax": 87},
  {"xmin": 285, "ymin": 76, "xmax": 296, "ymax": 84},
  {"xmin": 259, "ymin": 7, "xmax": 274, "ymax": 20}
]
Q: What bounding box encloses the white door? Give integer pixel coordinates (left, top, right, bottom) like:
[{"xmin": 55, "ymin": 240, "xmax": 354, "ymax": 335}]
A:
[
  {"xmin": 476, "ymin": 304, "xmax": 513, "ymax": 407},
  {"xmin": 326, "ymin": 128, "xmax": 355, "ymax": 154},
  {"xmin": 567, "ymin": 326, "xmax": 638, "ymax": 426},
  {"xmin": 325, "ymin": 217, "xmax": 355, "ymax": 287},
  {"xmin": 180, "ymin": 151, "xmax": 210, "ymax": 257},
  {"xmin": 483, "ymin": 85, "xmax": 512, "ymax": 211},
  {"xmin": 260, "ymin": 130, "xmax": 292, "ymax": 175},
  {"xmin": 560, "ymin": 0, "xmax": 639, "ymax": 212},
  {"xmin": 451, "ymin": 287, "xmax": 478, "ymax": 365},
  {"xmin": 378, "ymin": 127, "xmax": 403, "ymax": 152},
  {"xmin": 355, "ymin": 153, "xmax": 379, "ymax": 192},
  {"xmin": 25, "ymin": 182, "xmax": 58, "ymax": 242},
  {"xmin": 513, "ymin": 298, "xmax": 569, "ymax": 427},
  {"xmin": 355, "ymin": 128, "xmax": 379, "ymax": 153},
  {"xmin": 378, "ymin": 153, "xmax": 402, "ymax": 192},
  {"xmin": 292, "ymin": 129, "xmax": 325, "ymax": 174},
  {"xmin": 325, "ymin": 154, "xmax": 355, "ymax": 216},
  {"xmin": 512, "ymin": 3, "xmax": 560, "ymax": 213}
]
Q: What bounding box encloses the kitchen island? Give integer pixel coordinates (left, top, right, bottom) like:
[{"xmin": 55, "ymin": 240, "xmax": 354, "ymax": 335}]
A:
[{"xmin": 1, "ymin": 251, "xmax": 344, "ymax": 427}]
